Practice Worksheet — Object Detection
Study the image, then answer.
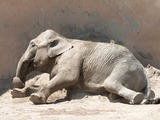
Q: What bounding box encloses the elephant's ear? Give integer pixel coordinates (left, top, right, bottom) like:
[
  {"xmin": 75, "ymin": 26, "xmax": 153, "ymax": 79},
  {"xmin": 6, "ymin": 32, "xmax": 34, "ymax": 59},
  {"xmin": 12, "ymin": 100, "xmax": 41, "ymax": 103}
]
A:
[{"xmin": 47, "ymin": 38, "xmax": 72, "ymax": 57}]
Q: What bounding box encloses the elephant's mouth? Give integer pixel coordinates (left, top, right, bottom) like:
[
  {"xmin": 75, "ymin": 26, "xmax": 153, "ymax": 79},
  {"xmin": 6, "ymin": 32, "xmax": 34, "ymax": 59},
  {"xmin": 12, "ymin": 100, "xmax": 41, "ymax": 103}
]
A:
[
  {"xmin": 33, "ymin": 58, "xmax": 44, "ymax": 69},
  {"xmin": 33, "ymin": 60, "xmax": 45, "ymax": 69}
]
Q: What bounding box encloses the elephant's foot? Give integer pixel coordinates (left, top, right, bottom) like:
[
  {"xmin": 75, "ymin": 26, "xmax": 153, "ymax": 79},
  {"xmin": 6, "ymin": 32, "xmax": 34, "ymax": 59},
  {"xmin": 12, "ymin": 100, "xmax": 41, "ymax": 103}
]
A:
[
  {"xmin": 129, "ymin": 93, "xmax": 144, "ymax": 104},
  {"xmin": 11, "ymin": 88, "xmax": 26, "ymax": 98},
  {"xmin": 30, "ymin": 93, "xmax": 46, "ymax": 104},
  {"xmin": 142, "ymin": 98, "xmax": 160, "ymax": 104}
]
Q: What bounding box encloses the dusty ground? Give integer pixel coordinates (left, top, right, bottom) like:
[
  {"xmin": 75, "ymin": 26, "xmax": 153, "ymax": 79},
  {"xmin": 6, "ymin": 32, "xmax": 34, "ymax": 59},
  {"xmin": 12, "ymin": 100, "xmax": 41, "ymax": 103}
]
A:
[{"xmin": 0, "ymin": 66, "xmax": 160, "ymax": 120}]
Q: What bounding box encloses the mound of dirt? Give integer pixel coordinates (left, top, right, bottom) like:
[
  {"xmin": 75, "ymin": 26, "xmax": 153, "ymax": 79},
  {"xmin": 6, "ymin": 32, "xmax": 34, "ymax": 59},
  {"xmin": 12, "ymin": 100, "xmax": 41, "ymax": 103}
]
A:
[{"xmin": 0, "ymin": 66, "xmax": 160, "ymax": 120}]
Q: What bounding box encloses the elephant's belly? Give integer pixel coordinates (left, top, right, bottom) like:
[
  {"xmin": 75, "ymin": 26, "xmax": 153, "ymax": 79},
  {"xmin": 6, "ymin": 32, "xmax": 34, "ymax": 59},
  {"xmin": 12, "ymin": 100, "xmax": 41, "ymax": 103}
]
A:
[
  {"xmin": 80, "ymin": 65, "xmax": 112, "ymax": 94},
  {"xmin": 79, "ymin": 84, "xmax": 107, "ymax": 94},
  {"xmin": 78, "ymin": 82, "xmax": 107, "ymax": 94}
]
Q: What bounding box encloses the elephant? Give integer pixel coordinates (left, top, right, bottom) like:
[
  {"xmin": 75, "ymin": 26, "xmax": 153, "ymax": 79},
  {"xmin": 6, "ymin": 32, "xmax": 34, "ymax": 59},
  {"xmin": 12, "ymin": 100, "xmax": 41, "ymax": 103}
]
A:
[{"xmin": 12, "ymin": 29, "xmax": 154, "ymax": 105}]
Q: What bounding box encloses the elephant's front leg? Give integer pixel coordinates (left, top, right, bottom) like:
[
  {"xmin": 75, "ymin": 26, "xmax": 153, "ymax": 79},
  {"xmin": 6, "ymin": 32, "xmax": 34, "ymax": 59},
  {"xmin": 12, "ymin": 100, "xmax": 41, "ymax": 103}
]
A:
[
  {"xmin": 11, "ymin": 87, "xmax": 27, "ymax": 98},
  {"xmin": 11, "ymin": 85, "xmax": 41, "ymax": 98},
  {"xmin": 30, "ymin": 75, "xmax": 78, "ymax": 104}
]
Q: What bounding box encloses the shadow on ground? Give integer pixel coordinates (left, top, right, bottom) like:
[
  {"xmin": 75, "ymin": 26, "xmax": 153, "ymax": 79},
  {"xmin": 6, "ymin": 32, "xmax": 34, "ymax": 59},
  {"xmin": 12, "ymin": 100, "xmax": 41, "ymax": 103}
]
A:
[{"xmin": 0, "ymin": 79, "xmax": 13, "ymax": 96}]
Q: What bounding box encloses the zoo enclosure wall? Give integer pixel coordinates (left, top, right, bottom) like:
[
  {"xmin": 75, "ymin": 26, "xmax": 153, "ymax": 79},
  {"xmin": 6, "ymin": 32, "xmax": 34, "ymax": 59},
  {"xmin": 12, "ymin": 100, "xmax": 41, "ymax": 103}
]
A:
[{"xmin": 0, "ymin": 0, "xmax": 160, "ymax": 80}]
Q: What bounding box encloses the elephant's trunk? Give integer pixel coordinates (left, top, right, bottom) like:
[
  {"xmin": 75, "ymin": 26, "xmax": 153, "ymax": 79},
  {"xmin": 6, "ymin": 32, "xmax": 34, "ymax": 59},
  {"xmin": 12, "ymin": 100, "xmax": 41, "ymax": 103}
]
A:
[{"xmin": 13, "ymin": 48, "xmax": 34, "ymax": 88}]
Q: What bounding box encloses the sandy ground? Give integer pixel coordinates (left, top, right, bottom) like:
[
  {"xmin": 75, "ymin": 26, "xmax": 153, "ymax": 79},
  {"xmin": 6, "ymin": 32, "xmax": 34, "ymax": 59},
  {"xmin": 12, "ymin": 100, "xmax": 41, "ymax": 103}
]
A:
[{"xmin": 0, "ymin": 66, "xmax": 160, "ymax": 120}]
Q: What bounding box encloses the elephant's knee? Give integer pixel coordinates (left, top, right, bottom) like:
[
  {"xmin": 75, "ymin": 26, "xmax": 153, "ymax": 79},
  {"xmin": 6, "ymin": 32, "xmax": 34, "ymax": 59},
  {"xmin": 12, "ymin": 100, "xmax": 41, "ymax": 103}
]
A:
[{"xmin": 103, "ymin": 80, "xmax": 121, "ymax": 93}]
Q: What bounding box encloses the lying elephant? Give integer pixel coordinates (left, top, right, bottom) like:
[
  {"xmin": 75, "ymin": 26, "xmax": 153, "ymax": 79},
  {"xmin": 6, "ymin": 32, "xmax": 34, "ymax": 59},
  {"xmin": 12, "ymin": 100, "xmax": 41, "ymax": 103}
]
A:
[{"xmin": 12, "ymin": 29, "xmax": 153, "ymax": 104}]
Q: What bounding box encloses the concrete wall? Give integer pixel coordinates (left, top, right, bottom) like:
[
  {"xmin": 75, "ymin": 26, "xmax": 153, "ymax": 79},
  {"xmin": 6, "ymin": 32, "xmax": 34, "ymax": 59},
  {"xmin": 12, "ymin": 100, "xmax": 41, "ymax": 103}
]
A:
[{"xmin": 0, "ymin": 0, "xmax": 160, "ymax": 80}]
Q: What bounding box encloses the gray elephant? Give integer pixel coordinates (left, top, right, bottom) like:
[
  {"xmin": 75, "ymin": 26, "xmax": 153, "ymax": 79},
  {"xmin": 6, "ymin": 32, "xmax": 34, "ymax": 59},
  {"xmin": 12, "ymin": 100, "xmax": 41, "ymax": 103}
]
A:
[{"xmin": 12, "ymin": 29, "xmax": 153, "ymax": 105}]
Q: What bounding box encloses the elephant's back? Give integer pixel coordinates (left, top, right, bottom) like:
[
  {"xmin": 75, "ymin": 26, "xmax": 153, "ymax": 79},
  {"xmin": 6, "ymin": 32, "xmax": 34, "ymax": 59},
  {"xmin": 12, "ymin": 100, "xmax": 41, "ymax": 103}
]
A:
[
  {"xmin": 79, "ymin": 42, "xmax": 140, "ymax": 93},
  {"xmin": 82, "ymin": 42, "xmax": 134, "ymax": 77}
]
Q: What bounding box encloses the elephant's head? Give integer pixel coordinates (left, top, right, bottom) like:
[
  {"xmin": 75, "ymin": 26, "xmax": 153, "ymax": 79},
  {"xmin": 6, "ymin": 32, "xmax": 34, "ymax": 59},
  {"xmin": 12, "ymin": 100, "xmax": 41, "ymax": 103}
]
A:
[{"xmin": 13, "ymin": 30, "xmax": 72, "ymax": 88}]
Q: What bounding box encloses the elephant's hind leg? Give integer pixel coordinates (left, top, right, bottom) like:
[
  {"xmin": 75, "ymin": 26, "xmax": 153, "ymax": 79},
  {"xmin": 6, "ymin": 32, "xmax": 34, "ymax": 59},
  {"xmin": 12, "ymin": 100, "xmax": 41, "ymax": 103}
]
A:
[
  {"xmin": 103, "ymin": 78, "xmax": 144, "ymax": 104},
  {"xmin": 117, "ymin": 86, "xmax": 144, "ymax": 104}
]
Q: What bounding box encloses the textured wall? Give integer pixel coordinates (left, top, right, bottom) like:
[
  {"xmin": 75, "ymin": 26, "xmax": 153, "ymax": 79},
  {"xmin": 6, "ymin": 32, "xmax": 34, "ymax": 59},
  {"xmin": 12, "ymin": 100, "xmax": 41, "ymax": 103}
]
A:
[{"xmin": 0, "ymin": 0, "xmax": 160, "ymax": 80}]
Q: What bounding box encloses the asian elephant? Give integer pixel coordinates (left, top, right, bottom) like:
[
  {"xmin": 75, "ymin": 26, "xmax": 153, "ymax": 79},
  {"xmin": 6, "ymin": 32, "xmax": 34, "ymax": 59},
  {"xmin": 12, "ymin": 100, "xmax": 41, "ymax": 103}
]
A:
[{"xmin": 12, "ymin": 29, "xmax": 153, "ymax": 105}]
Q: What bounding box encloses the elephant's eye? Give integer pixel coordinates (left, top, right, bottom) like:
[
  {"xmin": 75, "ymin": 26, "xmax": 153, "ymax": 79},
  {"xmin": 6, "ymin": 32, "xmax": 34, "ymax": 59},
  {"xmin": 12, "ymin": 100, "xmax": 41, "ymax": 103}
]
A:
[{"xmin": 30, "ymin": 42, "xmax": 36, "ymax": 47}]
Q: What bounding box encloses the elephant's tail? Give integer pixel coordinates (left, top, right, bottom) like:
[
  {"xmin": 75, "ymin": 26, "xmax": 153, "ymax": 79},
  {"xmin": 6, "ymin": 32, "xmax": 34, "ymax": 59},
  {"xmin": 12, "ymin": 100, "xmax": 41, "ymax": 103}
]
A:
[{"xmin": 143, "ymin": 73, "xmax": 151, "ymax": 100}]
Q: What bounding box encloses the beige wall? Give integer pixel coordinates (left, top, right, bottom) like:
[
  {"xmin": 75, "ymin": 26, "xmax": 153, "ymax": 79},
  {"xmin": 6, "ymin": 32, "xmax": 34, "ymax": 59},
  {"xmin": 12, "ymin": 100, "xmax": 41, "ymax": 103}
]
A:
[{"xmin": 0, "ymin": 0, "xmax": 160, "ymax": 80}]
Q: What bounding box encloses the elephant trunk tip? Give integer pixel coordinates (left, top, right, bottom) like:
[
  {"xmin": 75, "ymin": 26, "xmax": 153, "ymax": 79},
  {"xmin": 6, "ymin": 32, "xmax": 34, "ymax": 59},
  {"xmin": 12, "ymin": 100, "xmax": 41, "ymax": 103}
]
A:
[{"xmin": 13, "ymin": 77, "xmax": 25, "ymax": 88}]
